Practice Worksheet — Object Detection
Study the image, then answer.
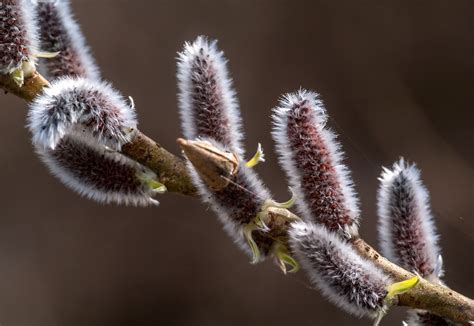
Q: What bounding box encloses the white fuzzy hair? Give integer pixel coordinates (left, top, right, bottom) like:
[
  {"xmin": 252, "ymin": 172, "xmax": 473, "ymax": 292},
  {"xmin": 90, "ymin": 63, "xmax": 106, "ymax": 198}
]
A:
[
  {"xmin": 21, "ymin": 0, "xmax": 39, "ymax": 56},
  {"xmin": 0, "ymin": 0, "xmax": 39, "ymax": 73},
  {"xmin": 271, "ymin": 89, "xmax": 360, "ymax": 237},
  {"xmin": 27, "ymin": 77, "xmax": 137, "ymax": 150},
  {"xmin": 377, "ymin": 158, "xmax": 440, "ymax": 278},
  {"xmin": 177, "ymin": 35, "xmax": 244, "ymax": 157},
  {"xmin": 289, "ymin": 221, "xmax": 391, "ymax": 319},
  {"xmin": 33, "ymin": 0, "xmax": 100, "ymax": 80},
  {"xmin": 37, "ymin": 136, "xmax": 159, "ymax": 206}
]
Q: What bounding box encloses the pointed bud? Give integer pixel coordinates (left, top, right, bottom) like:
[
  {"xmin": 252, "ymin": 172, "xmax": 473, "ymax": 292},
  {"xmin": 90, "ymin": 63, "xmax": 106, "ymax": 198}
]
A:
[
  {"xmin": 27, "ymin": 77, "xmax": 137, "ymax": 150},
  {"xmin": 289, "ymin": 221, "xmax": 391, "ymax": 319},
  {"xmin": 177, "ymin": 138, "xmax": 238, "ymax": 191},
  {"xmin": 37, "ymin": 136, "xmax": 164, "ymax": 206},
  {"xmin": 377, "ymin": 158, "xmax": 441, "ymax": 280},
  {"xmin": 272, "ymin": 89, "xmax": 360, "ymax": 238},
  {"xmin": 0, "ymin": 0, "xmax": 39, "ymax": 84},
  {"xmin": 34, "ymin": 0, "xmax": 100, "ymax": 80},
  {"xmin": 177, "ymin": 35, "xmax": 244, "ymax": 156}
]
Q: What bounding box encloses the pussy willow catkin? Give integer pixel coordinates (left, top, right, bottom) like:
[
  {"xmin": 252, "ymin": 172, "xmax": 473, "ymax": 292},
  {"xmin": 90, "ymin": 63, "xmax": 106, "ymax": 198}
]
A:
[
  {"xmin": 272, "ymin": 89, "xmax": 360, "ymax": 238},
  {"xmin": 0, "ymin": 0, "xmax": 38, "ymax": 83},
  {"xmin": 377, "ymin": 158, "xmax": 441, "ymax": 279},
  {"xmin": 377, "ymin": 159, "xmax": 450, "ymax": 325},
  {"xmin": 34, "ymin": 0, "xmax": 99, "ymax": 80},
  {"xmin": 289, "ymin": 221, "xmax": 391, "ymax": 319}
]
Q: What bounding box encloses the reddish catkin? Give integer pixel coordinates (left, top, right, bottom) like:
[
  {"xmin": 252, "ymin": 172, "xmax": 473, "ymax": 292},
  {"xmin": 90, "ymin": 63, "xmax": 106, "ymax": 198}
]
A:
[
  {"xmin": 177, "ymin": 35, "xmax": 244, "ymax": 156},
  {"xmin": 0, "ymin": 0, "xmax": 38, "ymax": 74},
  {"xmin": 34, "ymin": 0, "xmax": 99, "ymax": 80},
  {"xmin": 272, "ymin": 89, "xmax": 360, "ymax": 237}
]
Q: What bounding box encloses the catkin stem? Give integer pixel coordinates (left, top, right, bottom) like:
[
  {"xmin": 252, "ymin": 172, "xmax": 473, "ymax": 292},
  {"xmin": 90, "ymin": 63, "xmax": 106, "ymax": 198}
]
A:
[{"xmin": 1, "ymin": 71, "xmax": 472, "ymax": 324}]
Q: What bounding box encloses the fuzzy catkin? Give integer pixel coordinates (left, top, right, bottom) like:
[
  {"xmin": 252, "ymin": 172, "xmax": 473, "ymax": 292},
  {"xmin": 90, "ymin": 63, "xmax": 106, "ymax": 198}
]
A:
[
  {"xmin": 34, "ymin": 0, "xmax": 99, "ymax": 80},
  {"xmin": 272, "ymin": 89, "xmax": 360, "ymax": 237},
  {"xmin": 177, "ymin": 36, "xmax": 272, "ymax": 257},
  {"xmin": 39, "ymin": 136, "xmax": 160, "ymax": 206},
  {"xmin": 377, "ymin": 159, "xmax": 452, "ymax": 325},
  {"xmin": 177, "ymin": 36, "xmax": 244, "ymax": 156},
  {"xmin": 0, "ymin": 0, "xmax": 38, "ymax": 74},
  {"xmin": 377, "ymin": 158, "xmax": 440, "ymax": 279},
  {"xmin": 28, "ymin": 77, "xmax": 137, "ymax": 151},
  {"xmin": 289, "ymin": 221, "xmax": 390, "ymax": 319}
]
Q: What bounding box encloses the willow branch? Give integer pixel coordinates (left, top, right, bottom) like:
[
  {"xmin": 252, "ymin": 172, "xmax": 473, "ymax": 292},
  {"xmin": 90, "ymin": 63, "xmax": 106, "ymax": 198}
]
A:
[
  {"xmin": 1, "ymin": 71, "xmax": 472, "ymax": 324},
  {"xmin": 352, "ymin": 238, "xmax": 474, "ymax": 324},
  {"xmin": 121, "ymin": 131, "xmax": 197, "ymax": 196},
  {"xmin": 0, "ymin": 70, "xmax": 50, "ymax": 102}
]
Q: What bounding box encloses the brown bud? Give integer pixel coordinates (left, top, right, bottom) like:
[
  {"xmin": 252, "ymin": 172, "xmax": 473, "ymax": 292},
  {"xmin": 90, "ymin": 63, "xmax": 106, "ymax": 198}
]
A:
[{"xmin": 177, "ymin": 138, "xmax": 239, "ymax": 191}]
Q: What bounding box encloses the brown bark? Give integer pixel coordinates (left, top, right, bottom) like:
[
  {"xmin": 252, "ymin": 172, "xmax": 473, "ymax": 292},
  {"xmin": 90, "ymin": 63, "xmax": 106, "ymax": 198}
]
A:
[
  {"xmin": 121, "ymin": 132, "xmax": 197, "ymax": 196},
  {"xmin": 0, "ymin": 71, "xmax": 50, "ymax": 102},
  {"xmin": 352, "ymin": 238, "xmax": 474, "ymax": 325}
]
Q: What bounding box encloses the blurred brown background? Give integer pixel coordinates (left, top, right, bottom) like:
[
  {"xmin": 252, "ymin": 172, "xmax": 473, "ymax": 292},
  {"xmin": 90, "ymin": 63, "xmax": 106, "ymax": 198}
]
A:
[{"xmin": 0, "ymin": 0, "xmax": 472, "ymax": 325}]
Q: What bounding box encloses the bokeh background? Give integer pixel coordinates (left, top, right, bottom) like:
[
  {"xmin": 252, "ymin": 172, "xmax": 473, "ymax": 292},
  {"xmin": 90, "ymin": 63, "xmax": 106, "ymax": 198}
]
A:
[{"xmin": 0, "ymin": 0, "xmax": 472, "ymax": 325}]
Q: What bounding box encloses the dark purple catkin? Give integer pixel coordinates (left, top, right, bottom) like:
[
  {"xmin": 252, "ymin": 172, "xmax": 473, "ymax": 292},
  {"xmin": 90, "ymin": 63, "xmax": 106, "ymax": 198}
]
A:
[
  {"xmin": 28, "ymin": 77, "xmax": 136, "ymax": 151},
  {"xmin": 39, "ymin": 136, "xmax": 162, "ymax": 206},
  {"xmin": 177, "ymin": 36, "xmax": 273, "ymax": 261},
  {"xmin": 34, "ymin": 0, "xmax": 99, "ymax": 80},
  {"xmin": 289, "ymin": 221, "xmax": 391, "ymax": 319},
  {"xmin": 272, "ymin": 89, "xmax": 360, "ymax": 238},
  {"xmin": 0, "ymin": 0, "xmax": 38, "ymax": 79},
  {"xmin": 377, "ymin": 158, "xmax": 441, "ymax": 279},
  {"xmin": 177, "ymin": 35, "xmax": 244, "ymax": 156},
  {"xmin": 377, "ymin": 159, "xmax": 452, "ymax": 325}
]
